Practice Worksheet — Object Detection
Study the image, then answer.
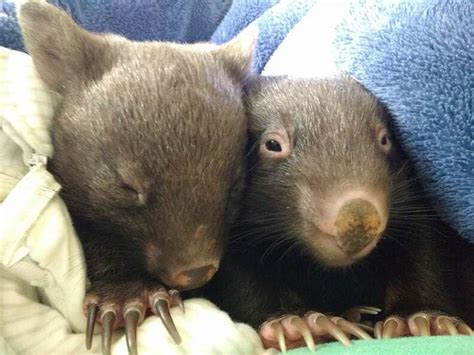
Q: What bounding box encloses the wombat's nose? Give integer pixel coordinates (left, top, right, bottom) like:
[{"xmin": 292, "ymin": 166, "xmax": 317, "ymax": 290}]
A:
[
  {"xmin": 334, "ymin": 198, "xmax": 381, "ymax": 255},
  {"xmin": 169, "ymin": 264, "xmax": 218, "ymax": 290}
]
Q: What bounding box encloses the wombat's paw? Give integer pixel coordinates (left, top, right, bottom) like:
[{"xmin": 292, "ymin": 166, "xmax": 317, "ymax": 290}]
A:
[
  {"xmin": 374, "ymin": 312, "xmax": 473, "ymax": 339},
  {"xmin": 259, "ymin": 312, "xmax": 373, "ymax": 352},
  {"xmin": 84, "ymin": 281, "xmax": 184, "ymax": 355}
]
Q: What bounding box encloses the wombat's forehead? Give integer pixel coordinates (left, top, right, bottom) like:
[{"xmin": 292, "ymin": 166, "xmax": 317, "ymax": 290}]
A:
[{"xmin": 250, "ymin": 80, "xmax": 382, "ymax": 134}]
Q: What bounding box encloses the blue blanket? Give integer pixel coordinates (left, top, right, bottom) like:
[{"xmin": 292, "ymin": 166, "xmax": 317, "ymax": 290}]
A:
[
  {"xmin": 0, "ymin": 0, "xmax": 231, "ymax": 50},
  {"xmin": 1, "ymin": 0, "xmax": 472, "ymax": 242}
]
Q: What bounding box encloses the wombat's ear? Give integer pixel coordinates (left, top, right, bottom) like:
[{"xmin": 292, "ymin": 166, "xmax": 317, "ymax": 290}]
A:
[
  {"xmin": 19, "ymin": 2, "xmax": 109, "ymax": 93},
  {"xmin": 213, "ymin": 26, "xmax": 258, "ymax": 83}
]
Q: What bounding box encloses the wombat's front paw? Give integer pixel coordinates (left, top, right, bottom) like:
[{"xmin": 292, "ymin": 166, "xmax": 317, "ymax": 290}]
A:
[
  {"xmin": 374, "ymin": 311, "xmax": 473, "ymax": 339},
  {"xmin": 259, "ymin": 311, "xmax": 373, "ymax": 352},
  {"xmin": 84, "ymin": 280, "xmax": 184, "ymax": 355}
]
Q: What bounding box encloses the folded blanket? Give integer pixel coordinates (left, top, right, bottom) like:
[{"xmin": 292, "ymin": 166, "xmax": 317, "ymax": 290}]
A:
[
  {"xmin": 0, "ymin": 46, "xmax": 267, "ymax": 355},
  {"xmin": 0, "ymin": 0, "xmax": 232, "ymax": 51},
  {"xmin": 217, "ymin": 0, "xmax": 474, "ymax": 242}
]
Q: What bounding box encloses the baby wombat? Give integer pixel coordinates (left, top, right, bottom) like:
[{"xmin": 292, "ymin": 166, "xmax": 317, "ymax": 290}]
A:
[
  {"xmin": 203, "ymin": 75, "xmax": 474, "ymax": 350},
  {"xmin": 19, "ymin": 2, "xmax": 255, "ymax": 354}
]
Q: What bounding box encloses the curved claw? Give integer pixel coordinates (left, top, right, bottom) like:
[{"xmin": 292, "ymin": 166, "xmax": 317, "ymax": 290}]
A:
[
  {"xmin": 125, "ymin": 309, "xmax": 141, "ymax": 355},
  {"xmin": 354, "ymin": 322, "xmax": 375, "ymax": 333},
  {"xmin": 309, "ymin": 313, "xmax": 351, "ymax": 347},
  {"xmin": 288, "ymin": 316, "xmax": 315, "ymax": 352},
  {"xmin": 155, "ymin": 299, "xmax": 182, "ymax": 344},
  {"xmin": 269, "ymin": 320, "xmax": 286, "ymax": 353},
  {"xmin": 437, "ymin": 316, "xmax": 458, "ymax": 336},
  {"xmin": 457, "ymin": 322, "xmax": 473, "ymax": 336},
  {"xmin": 86, "ymin": 303, "xmax": 99, "ymax": 350},
  {"xmin": 333, "ymin": 317, "xmax": 372, "ymax": 340},
  {"xmin": 412, "ymin": 315, "xmax": 431, "ymax": 336},
  {"xmin": 351, "ymin": 306, "xmax": 382, "ymax": 314},
  {"xmin": 344, "ymin": 306, "xmax": 381, "ymax": 322},
  {"xmin": 101, "ymin": 311, "xmax": 116, "ymax": 355},
  {"xmin": 374, "ymin": 321, "xmax": 383, "ymax": 339},
  {"xmin": 170, "ymin": 289, "xmax": 185, "ymax": 314},
  {"xmin": 382, "ymin": 318, "xmax": 400, "ymax": 339}
]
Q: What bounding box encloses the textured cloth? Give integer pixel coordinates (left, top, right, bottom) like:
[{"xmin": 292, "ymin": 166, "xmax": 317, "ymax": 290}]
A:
[
  {"xmin": 289, "ymin": 336, "xmax": 474, "ymax": 355},
  {"xmin": 0, "ymin": 46, "xmax": 266, "ymax": 355},
  {"xmin": 0, "ymin": 0, "xmax": 232, "ymax": 51}
]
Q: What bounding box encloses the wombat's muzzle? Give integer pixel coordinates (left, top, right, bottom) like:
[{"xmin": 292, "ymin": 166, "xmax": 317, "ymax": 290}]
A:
[
  {"xmin": 334, "ymin": 198, "xmax": 382, "ymax": 255},
  {"xmin": 164, "ymin": 263, "xmax": 219, "ymax": 291}
]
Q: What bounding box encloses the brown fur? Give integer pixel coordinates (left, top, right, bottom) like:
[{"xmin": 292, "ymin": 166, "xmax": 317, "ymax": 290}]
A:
[{"xmin": 19, "ymin": 2, "xmax": 255, "ymax": 292}]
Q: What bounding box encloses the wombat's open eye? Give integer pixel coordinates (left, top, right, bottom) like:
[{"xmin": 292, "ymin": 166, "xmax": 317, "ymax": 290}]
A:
[
  {"xmin": 259, "ymin": 129, "xmax": 292, "ymax": 160},
  {"xmin": 376, "ymin": 124, "xmax": 392, "ymax": 153},
  {"xmin": 265, "ymin": 139, "xmax": 282, "ymax": 152}
]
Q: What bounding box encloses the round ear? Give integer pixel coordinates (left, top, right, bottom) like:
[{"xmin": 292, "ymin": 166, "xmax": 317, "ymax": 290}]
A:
[
  {"xmin": 18, "ymin": 2, "xmax": 113, "ymax": 93},
  {"xmin": 212, "ymin": 26, "xmax": 258, "ymax": 84}
]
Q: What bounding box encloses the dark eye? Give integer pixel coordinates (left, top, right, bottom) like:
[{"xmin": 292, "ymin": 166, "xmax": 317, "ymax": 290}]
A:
[
  {"xmin": 259, "ymin": 129, "xmax": 292, "ymax": 160},
  {"xmin": 265, "ymin": 139, "xmax": 282, "ymax": 152}
]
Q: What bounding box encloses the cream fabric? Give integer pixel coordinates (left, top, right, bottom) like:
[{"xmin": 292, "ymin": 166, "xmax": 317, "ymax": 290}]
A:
[{"xmin": 0, "ymin": 47, "xmax": 266, "ymax": 355}]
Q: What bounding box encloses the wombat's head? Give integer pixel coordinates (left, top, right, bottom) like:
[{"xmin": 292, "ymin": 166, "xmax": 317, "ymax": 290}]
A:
[
  {"xmin": 243, "ymin": 76, "xmax": 406, "ymax": 267},
  {"xmin": 20, "ymin": 2, "xmax": 255, "ymax": 290}
]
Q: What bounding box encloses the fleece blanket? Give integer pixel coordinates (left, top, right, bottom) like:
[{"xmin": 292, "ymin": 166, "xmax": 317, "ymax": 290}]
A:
[
  {"xmin": 0, "ymin": 0, "xmax": 232, "ymax": 50},
  {"xmin": 0, "ymin": 46, "xmax": 267, "ymax": 354}
]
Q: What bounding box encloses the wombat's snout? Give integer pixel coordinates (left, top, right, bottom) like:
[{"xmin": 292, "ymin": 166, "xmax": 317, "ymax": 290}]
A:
[
  {"xmin": 313, "ymin": 193, "xmax": 388, "ymax": 266},
  {"xmin": 166, "ymin": 263, "xmax": 219, "ymax": 291},
  {"xmin": 334, "ymin": 198, "xmax": 381, "ymax": 255}
]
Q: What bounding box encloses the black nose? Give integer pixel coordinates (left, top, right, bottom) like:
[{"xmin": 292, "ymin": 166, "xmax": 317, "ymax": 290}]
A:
[{"xmin": 169, "ymin": 264, "xmax": 218, "ymax": 290}]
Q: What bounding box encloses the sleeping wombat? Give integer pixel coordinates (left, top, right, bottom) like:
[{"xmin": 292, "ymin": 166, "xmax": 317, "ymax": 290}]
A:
[
  {"xmin": 202, "ymin": 75, "xmax": 474, "ymax": 351},
  {"xmin": 19, "ymin": 2, "xmax": 255, "ymax": 354}
]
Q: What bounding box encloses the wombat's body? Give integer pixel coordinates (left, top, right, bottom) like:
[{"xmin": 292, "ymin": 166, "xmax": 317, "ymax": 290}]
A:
[
  {"xmin": 19, "ymin": 2, "xmax": 255, "ymax": 353},
  {"xmin": 203, "ymin": 76, "xmax": 474, "ymax": 350}
]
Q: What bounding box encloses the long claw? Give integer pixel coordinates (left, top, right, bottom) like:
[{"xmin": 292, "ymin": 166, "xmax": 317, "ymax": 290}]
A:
[
  {"xmin": 125, "ymin": 309, "xmax": 141, "ymax": 355},
  {"xmin": 86, "ymin": 303, "xmax": 99, "ymax": 350},
  {"xmin": 101, "ymin": 311, "xmax": 116, "ymax": 355},
  {"xmin": 170, "ymin": 289, "xmax": 185, "ymax": 314},
  {"xmin": 351, "ymin": 306, "xmax": 382, "ymax": 314},
  {"xmin": 382, "ymin": 318, "xmax": 399, "ymax": 339},
  {"xmin": 155, "ymin": 299, "xmax": 182, "ymax": 344},
  {"xmin": 374, "ymin": 321, "xmax": 383, "ymax": 339},
  {"xmin": 344, "ymin": 306, "xmax": 381, "ymax": 322},
  {"xmin": 413, "ymin": 315, "xmax": 431, "ymax": 336},
  {"xmin": 270, "ymin": 321, "xmax": 286, "ymax": 353},
  {"xmin": 354, "ymin": 322, "xmax": 375, "ymax": 332},
  {"xmin": 457, "ymin": 323, "xmax": 474, "ymax": 336},
  {"xmin": 333, "ymin": 317, "xmax": 372, "ymax": 340},
  {"xmin": 289, "ymin": 316, "xmax": 315, "ymax": 352},
  {"xmin": 437, "ymin": 317, "xmax": 458, "ymax": 336},
  {"xmin": 310, "ymin": 314, "xmax": 351, "ymax": 346}
]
